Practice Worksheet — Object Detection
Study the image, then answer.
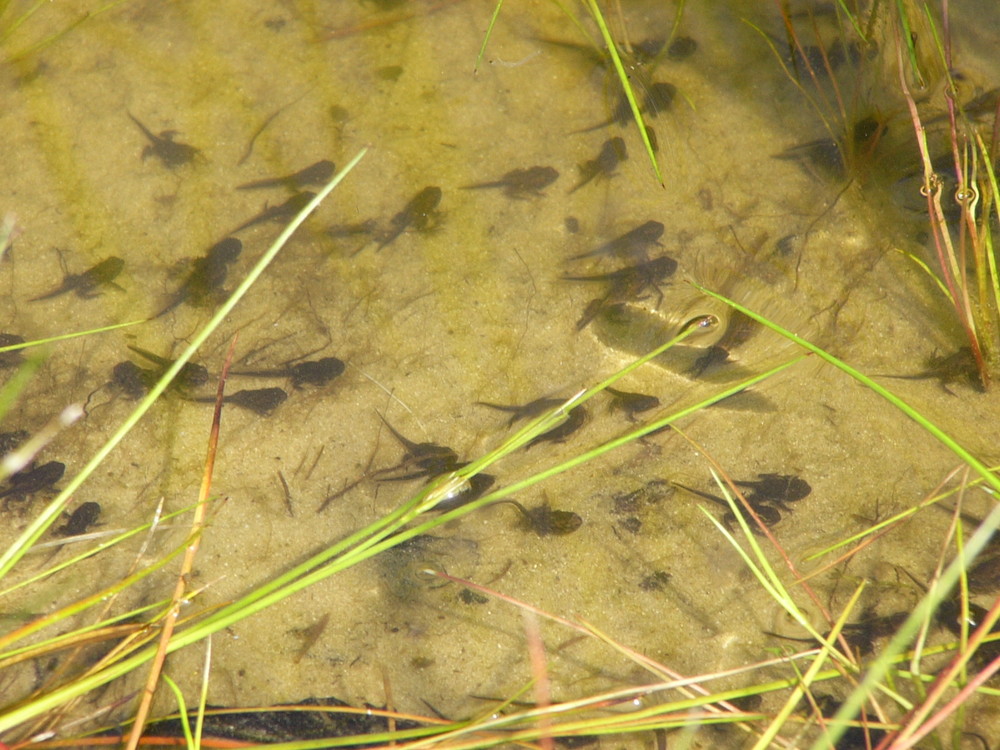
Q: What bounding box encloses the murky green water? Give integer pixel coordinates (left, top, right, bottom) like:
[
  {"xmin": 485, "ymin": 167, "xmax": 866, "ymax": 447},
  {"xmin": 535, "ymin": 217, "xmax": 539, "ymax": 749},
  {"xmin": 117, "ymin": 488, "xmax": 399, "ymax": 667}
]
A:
[{"xmin": 2, "ymin": 0, "xmax": 1000, "ymax": 745}]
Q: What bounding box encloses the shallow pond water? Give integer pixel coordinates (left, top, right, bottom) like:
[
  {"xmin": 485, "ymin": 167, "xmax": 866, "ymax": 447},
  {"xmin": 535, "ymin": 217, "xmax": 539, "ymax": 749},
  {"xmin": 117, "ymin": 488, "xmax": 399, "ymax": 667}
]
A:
[{"xmin": 2, "ymin": 0, "xmax": 1000, "ymax": 746}]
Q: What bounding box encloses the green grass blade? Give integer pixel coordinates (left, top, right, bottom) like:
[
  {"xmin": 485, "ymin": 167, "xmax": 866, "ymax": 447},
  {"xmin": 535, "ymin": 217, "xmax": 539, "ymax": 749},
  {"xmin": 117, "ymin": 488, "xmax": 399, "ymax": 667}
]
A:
[
  {"xmin": 0, "ymin": 351, "xmax": 45, "ymax": 425},
  {"xmin": 975, "ymin": 132, "xmax": 1000, "ymax": 340},
  {"xmin": 548, "ymin": 0, "xmax": 599, "ymax": 50},
  {"xmin": 0, "ymin": 0, "xmax": 48, "ymax": 44},
  {"xmin": 2, "ymin": 0, "xmax": 133, "ymax": 59},
  {"xmin": 194, "ymin": 637, "xmax": 211, "ymax": 750},
  {"xmin": 161, "ymin": 675, "xmax": 194, "ymax": 749},
  {"xmin": 12, "ymin": 319, "xmax": 146, "ymax": 349},
  {"xmin": 834, "ymin": 0, "xmax": 867, "ymax": 40},
  {"xmin": 693, "ymin": 284, "xmax": 1000, "ymax": 494},
  {"xmin": 895, "ymin": 247, "xmax": 952, "ymax": 300},
  {"xmin": 893, "ymin": 0, "xmax": 925, "ymax": 86},
  {"xmin": 802, "ymin": 481, "xmax": 964, "ymax": 561},
  {"xmin": 583, "ymin": 0, "xmax": 662, "ymax": 184},
  {"xmin": 474, "ymin": 0, "xmax": 504, "ymax": 73}
]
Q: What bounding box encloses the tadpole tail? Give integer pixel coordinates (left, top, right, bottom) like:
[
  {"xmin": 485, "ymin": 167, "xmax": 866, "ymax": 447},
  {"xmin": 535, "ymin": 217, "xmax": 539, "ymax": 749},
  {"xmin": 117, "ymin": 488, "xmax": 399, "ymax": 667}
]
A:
[
  {"xmin": 671, "ymin": 481, "xmax": 727, "ymax": 509},
  {"xmin": 28, "ymin": 286, "xmax": 69, "ymax": 302},
  {"xmin": 475, "ymin": 401, "xmax": 521, "ymax": 413},
  {"xmin": 151, "ymin": 295, "xmax": 183, "ymax": 320}
]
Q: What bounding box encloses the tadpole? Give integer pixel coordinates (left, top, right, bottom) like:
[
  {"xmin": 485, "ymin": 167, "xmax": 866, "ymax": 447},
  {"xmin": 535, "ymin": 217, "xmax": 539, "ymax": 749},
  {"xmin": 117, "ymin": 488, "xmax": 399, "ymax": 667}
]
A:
[
  {"xmin": 477, "ymin": 396, "xmax": 564, "ymax": 427},
  {"xmin": 605, "ymin": 386, "xmax": 659, "ymax": 419},
  {"xmin": 876, "ymin": 346, "xmax": 985, "ymax": 394},
  {"xmin": 233, "ymin": 357, "xmax": 345, "ymax": 389},
  {"xmin": 499, "ymin": 499, "xmax": 583, "ymax": 536},
  {"xmin": 525, "ymin": 406, "xmax": 588, "ymax": 449},
  {"xmin": 191, "ymin": 387, "xmax": 287, "ymax": 416},
  {"xmin": 1, "ymin": 461, "xmax": 65, "ymax": 506},
  {"xmin": 372, "ymin": 414, "xmax": 459, "ymax": 480}
]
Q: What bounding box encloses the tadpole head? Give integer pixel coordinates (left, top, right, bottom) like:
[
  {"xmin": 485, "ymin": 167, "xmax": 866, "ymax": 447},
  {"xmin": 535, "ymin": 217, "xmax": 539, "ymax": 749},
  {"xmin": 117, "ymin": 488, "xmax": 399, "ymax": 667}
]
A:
[
  {"xmin": 226, "ymin": 387, "xmax": 287, "ymax": 416},
  {"xmin": 526, "ymin": 506, "xmax": 583, "ymax": 536},
  {"xmin": 292, "ymin": 357, "xmax": 345, "ymax": 388},
  {"xmin": 649, "ymin": 255, "xmax": 678, "ymax": 278},
  {"xmin": 112, "ymin": 361, "xmax": 151, "ymax": 398},
  {"xmin": 638, "ymin": 220, "xmax": 665, "ymax": 242},
  {"xmin": 643, "ymin": 82, "xmax": 677, "ymax": 115},
  {"xmin": 208, "ymin": 237, "xmax": 243, "ymax": 264},
  {"xmin": 177, "ymin": 363, "xmax": 211, "ymax": 389}
]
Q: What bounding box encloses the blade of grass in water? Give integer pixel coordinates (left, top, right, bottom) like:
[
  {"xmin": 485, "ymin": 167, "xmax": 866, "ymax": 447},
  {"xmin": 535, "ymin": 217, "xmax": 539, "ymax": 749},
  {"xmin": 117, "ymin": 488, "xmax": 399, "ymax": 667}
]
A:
[
  {"xmin": 474, "ymin": 0, "xmax": 504, "ymax": 72},
  {"xmin": 582, "ymin": 0, "xmax": 662, "ymax": 184},
  {"xmin": 1, "ymin": 0, "xmax": 132, "ymax": 59},
  {"xmin": 833, "ymin": 0, "xmax": 867, "ymax": 41},
  {"xmin": 0, "ymin": 0, "xmax": 48, "ymax": 44},
  {"xmin": 0, "ymin": 319, "xmax": 146, "ymax": 352},
  {"xmin": 893, "ymin": 0, "xmax": 925, "ymax": 87},
  {"xmin": 975, "ymin": 131, "xmax": 1000, "ymax": 355},
  {"xmin": 0, "ymin": 501, "xmax": 201, "ymax": 599},
  {"xmin": 0, "ymin": 352, "xmax": 45, "ymax": 425}
]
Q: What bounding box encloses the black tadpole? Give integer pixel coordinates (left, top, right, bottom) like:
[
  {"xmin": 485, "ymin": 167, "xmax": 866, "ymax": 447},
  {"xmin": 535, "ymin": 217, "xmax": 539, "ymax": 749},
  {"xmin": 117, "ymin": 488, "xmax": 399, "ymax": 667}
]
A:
[
  {"xmin": 605, "ymin": 386, "xmax": 660, "ymax": 418},
  {"xmin": 371, "ymin": 414, "xmax": 460, "ymax": 480},
  {"xmin": 566, "ymin": 220, "xmax": 664, "ymax": 262},
  {"xmin": 499, "ymin": 499, "xmax": 583, "ymax": 536},
  {"xmin": 461, "ymin": 166, "xmax": 559, "ymax": 199},
  {"xmin": 191, "ymin": 387, "xmax": 287, "ymax": 416},
  {"xmin": 372, "ymin": 186, "xmax": 442, "ymax": 251},
  {"xmin": 231, "ymin": 192, "xmax": 316, "ymax": 234},
  {"xmin": 128, "ymin": 112, "xmax": 201, "ymax": 168},
  {"xmin": 232, "ymin": 357, "xmax": 345, "ymax": 389},
  {"xmin": 154, "ymin": 237, "xmax": 243, "ymax": 319},
  {"xmin": 525, "ymin": 406, "xmax": 588, "ymax": 449},
  {"xmin": 236, "ymin": 160, "xmax": 335, "ymax": 191},
  {"xmin": 568, "ymin": 137, "xmax": 627, "ymax": 193},
  {"xmin": 29, "ymin": 256, "xmax": 125, "ymax": 301},
  {"xmin": 128, "ymin": 345, "xmax": 210, "ymax": 389},
  {"xmin": 476, "ymin": 396, "xmax": 565, "ymax": 427},
  {"xmin": 0, "ymin": 461, "xmax": 65, "ymax": 504}
]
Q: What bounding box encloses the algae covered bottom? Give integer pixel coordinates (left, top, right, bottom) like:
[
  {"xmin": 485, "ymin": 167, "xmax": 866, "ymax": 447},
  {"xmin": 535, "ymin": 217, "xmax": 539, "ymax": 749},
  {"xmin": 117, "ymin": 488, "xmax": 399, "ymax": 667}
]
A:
[{"xmin": 1, "ymin": 0, "xmax": 1000, "ymax": 746}]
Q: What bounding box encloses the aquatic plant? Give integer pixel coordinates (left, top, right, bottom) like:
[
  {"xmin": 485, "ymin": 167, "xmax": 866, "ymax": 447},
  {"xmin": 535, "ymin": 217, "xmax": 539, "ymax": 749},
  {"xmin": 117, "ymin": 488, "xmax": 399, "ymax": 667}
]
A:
[
  {"xmin": 892, "ymin": 2, "xmax": 1000, "ymax": 390},
  {"xmin": 767, "ymin": 0, "xmax": 1000, "ymax": 389}
]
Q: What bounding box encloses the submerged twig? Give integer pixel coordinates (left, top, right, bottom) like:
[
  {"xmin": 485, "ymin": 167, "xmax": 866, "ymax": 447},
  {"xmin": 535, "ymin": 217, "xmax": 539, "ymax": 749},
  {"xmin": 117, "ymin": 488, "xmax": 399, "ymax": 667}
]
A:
[{"xmin": 124, "ymin": 334, "xmax": 236, "ymax": 750}]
